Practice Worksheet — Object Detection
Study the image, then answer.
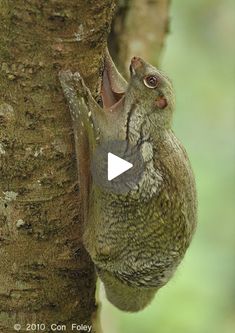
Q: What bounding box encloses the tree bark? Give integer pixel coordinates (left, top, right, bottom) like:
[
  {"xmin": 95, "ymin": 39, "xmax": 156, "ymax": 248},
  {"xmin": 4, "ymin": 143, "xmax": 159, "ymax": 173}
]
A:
[
  {"xmin": 109, "ymin": 0, "xmax": 170, "ymax": 76},
  {"xmin": 0, "ymin": 0, "xmax": 170, "ymax": 332},
  {"xmin": 0, "ymin": 1, "xmax": 116, "ymax": 332}
]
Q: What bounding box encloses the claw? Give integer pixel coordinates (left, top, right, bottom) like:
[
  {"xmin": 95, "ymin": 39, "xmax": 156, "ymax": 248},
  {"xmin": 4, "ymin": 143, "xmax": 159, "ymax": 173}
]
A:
[{"xmin": 58, "ymin": 70, "xmax": 73, "ymax": 83}]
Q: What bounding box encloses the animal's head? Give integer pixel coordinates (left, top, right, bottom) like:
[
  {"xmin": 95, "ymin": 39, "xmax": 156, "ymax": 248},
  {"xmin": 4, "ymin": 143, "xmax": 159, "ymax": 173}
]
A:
[
  {"xmin": 101, "ymin": 50, "xmax": 175, "ymax": 142},
  {"xmin": 126, "ymin": 56, "xmax": 175, "ymax": 133}
]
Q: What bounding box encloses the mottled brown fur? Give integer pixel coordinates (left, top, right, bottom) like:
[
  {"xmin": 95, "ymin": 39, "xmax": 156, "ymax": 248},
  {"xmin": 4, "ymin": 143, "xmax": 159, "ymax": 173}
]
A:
[{"xmin": 59, "ymin": 50, "xmax": 197, "ymax": 312}]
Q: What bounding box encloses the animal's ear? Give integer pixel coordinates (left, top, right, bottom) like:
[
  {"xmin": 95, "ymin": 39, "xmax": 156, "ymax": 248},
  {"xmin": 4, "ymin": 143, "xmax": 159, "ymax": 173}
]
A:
[{"xmin": 155, "ymin": 96, "xmax": 168, "ymax": 109}]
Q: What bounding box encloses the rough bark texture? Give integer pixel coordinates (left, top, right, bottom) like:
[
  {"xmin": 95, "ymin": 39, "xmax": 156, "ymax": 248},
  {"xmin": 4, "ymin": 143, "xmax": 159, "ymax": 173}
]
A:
[
  {"xmin": 0, "ymin": 0, "xmax": 170, "ymax": 332},
  {"xmin": 109, "ymin": 0, "xmax": 170, "ymax": 76},
  {"xmin": 0, "ymin": 1, "xmax": 116, "ymax": 332}
]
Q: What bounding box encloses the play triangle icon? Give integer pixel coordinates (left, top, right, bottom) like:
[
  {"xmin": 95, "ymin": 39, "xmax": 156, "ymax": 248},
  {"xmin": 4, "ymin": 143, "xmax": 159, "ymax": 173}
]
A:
[{"xmin": 108, "ymin": 152, "xmax": 133, "ymax": 181}]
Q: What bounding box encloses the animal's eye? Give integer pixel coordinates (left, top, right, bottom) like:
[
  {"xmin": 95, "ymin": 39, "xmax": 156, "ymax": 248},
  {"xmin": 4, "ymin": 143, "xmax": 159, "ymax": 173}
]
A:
[{"xmin": 143, "ymin": 75, "xmax": 158, "ymax": 89}]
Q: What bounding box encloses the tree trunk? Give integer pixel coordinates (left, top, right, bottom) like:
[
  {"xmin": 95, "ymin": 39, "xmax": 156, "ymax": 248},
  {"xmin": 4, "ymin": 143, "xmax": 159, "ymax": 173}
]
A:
[
  {"xmin": 109, "ymin": 0, "xmax": 170, "ymax": 76},
  {"xmin": 0, "ymin": 0, "xmax": 170, "ymax": 332},
  {"xmin": 0, "ymin": 1, "xmax": 116, "ymax": 332}
]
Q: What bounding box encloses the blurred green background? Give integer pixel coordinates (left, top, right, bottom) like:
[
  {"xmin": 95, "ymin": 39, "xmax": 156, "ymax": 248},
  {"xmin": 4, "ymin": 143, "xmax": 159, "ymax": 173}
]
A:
[{"xmin": 101, "ymin": 1, "xmax": 235, "ymax": 332}]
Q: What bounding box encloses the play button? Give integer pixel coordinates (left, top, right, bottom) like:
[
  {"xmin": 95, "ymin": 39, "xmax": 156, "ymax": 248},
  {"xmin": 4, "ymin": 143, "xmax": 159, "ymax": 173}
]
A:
[
  {"xmin": 108, "ymin": 153, "xmax": 133, "ymax": 181},
  {"xmin": 91, "ymin": 140, "xmax": 144, "ymax": 194}
]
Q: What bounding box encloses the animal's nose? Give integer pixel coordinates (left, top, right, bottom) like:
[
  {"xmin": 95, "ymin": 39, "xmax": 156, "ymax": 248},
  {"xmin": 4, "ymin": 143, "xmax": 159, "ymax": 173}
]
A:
[{"xmin": 131, "ymin": 56, "xmax": 143, "ymax": 69}]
